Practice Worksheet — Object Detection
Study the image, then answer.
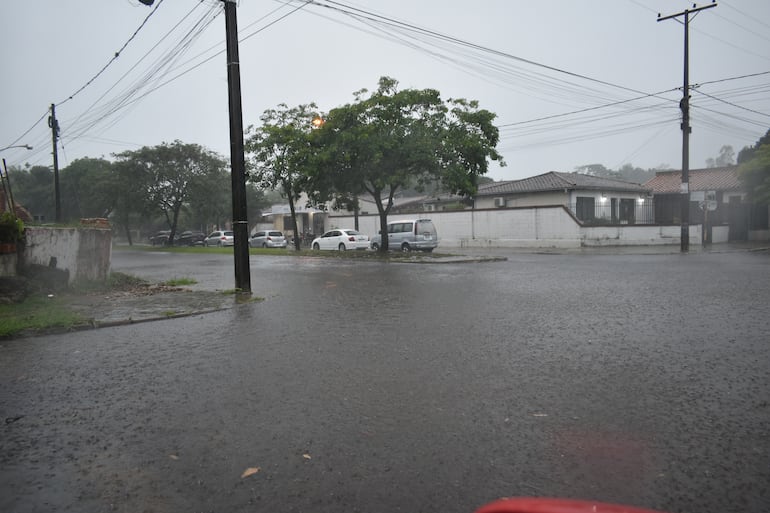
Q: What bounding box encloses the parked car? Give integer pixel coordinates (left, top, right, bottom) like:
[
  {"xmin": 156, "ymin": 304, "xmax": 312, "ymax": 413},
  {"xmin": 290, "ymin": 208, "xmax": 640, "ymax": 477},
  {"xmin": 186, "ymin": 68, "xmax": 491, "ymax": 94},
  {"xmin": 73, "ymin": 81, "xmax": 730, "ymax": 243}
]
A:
[
  {"xmin": 370, "ymin": 219, "xmax": 438, "ymax": 252},
  {"xmin": 202, "ymin": 230, "xmax": 234, "ymax": 247},
  {"xmin": 175, "ymin": 230, "xmax": 206, "ymax": 246},
  {"xmin": 249, "ymin": 230, "xmax": 287, "ymax": 248},
  {"xmin": 311, "ymin": 229, "xmax": 370, "ymax": 251},
  {"xmin": 149, "ymin": 230, "xmax": 171, "ymax": 246}
]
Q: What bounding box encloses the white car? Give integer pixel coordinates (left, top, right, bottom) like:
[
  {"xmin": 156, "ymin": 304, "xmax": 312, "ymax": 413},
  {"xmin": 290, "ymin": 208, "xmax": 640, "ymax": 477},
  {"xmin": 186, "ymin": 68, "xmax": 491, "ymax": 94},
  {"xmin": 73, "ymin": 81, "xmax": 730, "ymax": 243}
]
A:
[{"xmin": 311, "ymin": 229, "xmax": 370, "ymax": 251}]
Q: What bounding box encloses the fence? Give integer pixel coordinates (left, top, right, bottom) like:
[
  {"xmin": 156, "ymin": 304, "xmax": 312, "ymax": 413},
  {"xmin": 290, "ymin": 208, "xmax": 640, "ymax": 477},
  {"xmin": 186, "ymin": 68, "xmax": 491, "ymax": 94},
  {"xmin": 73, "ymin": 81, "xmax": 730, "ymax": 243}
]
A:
[{"xmin": 570, "ymin": 200, "xmax": 655, "ymax": 225}]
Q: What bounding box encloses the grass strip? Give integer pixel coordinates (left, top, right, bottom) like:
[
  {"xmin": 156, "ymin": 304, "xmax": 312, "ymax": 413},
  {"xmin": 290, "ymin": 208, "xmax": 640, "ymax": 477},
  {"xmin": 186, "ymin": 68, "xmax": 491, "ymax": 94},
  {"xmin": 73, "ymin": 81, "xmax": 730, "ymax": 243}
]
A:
[{"xmin": 0, "ymin": 296, "xmax": 88, "ymax": 338}]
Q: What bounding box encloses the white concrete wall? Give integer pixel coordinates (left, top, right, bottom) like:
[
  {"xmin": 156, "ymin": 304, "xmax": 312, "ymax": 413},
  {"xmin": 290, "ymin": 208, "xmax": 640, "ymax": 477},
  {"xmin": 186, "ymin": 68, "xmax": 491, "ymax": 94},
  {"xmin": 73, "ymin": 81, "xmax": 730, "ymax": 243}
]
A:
[
  {"xmin": 581, "ymin": 225, "xmax": 701, "ymax": 246},
  {"xmin": 713, "ymin": 226, "xmax": 730, "ymax": 244},
  {"xmin": 327, "ymin": 206, "xmax": 699, "ymax": 248},
  {"xmin": 23, "ymin": 226, "xmax": 112, "ymax": 283}
]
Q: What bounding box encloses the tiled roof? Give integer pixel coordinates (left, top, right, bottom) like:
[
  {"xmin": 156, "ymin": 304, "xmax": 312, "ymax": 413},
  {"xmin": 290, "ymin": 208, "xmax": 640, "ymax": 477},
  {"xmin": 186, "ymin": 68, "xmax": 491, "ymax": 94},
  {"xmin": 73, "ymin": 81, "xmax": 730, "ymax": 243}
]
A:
[
  {"xmin": 477, "ymin": 171, "xmax": 649, "ymax": 196},
  {"xmin": 644, "ymin": 167, "xmax": 742, "ymax": 193}
]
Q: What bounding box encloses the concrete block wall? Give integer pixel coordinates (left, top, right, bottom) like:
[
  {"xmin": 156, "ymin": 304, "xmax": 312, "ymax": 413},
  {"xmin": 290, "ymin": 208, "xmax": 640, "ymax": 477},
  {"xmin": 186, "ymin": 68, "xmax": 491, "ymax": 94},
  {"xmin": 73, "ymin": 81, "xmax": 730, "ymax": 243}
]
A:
[
  {"xmin": 22, "ymin": 226, "xmax": 112, "ymax": 283},
  {"xmin": 327, "ymin": 206, "xmax": 699, "ymax": 248}
]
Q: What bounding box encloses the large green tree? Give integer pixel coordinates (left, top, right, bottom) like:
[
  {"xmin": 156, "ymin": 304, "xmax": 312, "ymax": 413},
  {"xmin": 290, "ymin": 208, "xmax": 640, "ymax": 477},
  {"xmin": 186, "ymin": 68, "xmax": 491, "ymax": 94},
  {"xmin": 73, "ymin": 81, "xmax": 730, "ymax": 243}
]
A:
[
  {"xmin": 737, "ymin": 130, "xmax": 770, "ymax": 204},
  {"xmin": 114, "ymin": 141, "xmax": 228, "ymax": 244},
  {"xmin": 310, "ymin": 77, "xmax": 503, "ymax": 252},
  {"xmin": 245, "ymin": 103, "xmax": 320, "ymax": 251},
  {"xmin": 59, "ymin": 157, "xmax": 114, "ymax": 222},
  {"xmin": 8, "ymin": 165, "xmax": 55, "ymax": 222}
]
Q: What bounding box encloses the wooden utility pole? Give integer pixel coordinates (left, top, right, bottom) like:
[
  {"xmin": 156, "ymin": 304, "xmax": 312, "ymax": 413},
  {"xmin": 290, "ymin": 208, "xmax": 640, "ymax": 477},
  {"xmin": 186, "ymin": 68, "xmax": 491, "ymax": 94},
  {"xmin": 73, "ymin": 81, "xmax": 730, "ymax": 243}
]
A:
[
  {"xmin": 222, "ymin": 0, "xmax": 251, "ymax": 294},
  {"xmin": 658, "ymin": 1, "xmax": 717, "ymax": 252},
  {"xmin": 49, "ymin": 103, "xmax": 61, "ymax": 223}
]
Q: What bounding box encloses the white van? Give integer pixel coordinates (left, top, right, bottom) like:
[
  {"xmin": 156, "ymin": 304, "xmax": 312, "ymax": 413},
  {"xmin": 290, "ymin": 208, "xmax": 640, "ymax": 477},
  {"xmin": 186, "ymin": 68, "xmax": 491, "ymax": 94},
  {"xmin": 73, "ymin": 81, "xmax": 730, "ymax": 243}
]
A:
[{"xmin": 370, "ymin": 219, "xmax": 438, "ymax": 252}]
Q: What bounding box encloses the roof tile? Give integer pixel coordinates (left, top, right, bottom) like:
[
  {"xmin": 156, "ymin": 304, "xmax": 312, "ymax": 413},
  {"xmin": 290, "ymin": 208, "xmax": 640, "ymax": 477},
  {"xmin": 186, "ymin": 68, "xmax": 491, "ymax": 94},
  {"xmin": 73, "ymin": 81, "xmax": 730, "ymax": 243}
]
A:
[
  {"xmin": 644, "ymin": 167, "xmax": 742, "ymax": 193},
  {"xmin": 477, "ymin": 171, "xmax": 649, "ymax": 196}
]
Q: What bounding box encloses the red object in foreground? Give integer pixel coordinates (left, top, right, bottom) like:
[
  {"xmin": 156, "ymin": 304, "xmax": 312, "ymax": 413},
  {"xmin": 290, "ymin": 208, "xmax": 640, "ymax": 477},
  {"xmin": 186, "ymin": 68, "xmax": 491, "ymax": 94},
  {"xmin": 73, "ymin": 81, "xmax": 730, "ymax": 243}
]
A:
[{"xmin": 475, "ymin": 498, "xmax": 667, "ymax": 513}]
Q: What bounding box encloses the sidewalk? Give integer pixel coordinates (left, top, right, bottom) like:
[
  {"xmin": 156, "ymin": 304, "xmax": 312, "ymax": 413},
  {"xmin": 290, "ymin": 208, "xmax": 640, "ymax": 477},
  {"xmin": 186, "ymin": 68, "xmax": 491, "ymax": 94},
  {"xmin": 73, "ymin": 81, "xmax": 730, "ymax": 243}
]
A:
[{"xmin": 64, "ymin": 287, "xmax": 241, "ymax": 327}]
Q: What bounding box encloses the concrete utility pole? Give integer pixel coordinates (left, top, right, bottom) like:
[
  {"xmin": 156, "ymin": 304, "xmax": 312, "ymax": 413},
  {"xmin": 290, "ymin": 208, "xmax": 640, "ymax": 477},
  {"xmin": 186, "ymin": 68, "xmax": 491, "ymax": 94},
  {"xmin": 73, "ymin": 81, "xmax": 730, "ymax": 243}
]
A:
[
  {"xmin": 658, "ymin": 1, "xmax": 717, "ymax": 252},
  {"xmin": 222, "ymin": 0, "xmax": 251, "ymax": 294},
  {"xmin": 49, "ymin": 103, "xmax": 61, "ymax": 223}
]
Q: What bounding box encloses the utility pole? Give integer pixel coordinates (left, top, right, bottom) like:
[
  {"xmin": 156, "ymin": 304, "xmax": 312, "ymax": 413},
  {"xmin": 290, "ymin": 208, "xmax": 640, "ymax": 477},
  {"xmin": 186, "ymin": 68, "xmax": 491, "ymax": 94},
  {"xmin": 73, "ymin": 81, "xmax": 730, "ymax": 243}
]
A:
[
  {"xmin": 49, "ymin": 103, "xmax": 61, "ymax": 223},
  {"xmin": 658, "ymin": 1, "xmax": 717, "ymax": 252},
  {"xmin": 222, "ymin": 0, "xmax": 251, "ymax": 294}
]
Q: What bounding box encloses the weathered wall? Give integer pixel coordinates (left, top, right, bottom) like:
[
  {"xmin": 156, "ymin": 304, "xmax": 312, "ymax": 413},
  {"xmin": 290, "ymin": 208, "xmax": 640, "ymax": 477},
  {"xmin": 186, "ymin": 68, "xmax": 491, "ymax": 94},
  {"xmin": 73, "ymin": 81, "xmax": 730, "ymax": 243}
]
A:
[
  {"xmin": 327, "ymin": 207, "xmax": 703, "ymax": 248},
  {"xmin": 22, "ymin": 226, "xmax": 112, "ymax": 283}
]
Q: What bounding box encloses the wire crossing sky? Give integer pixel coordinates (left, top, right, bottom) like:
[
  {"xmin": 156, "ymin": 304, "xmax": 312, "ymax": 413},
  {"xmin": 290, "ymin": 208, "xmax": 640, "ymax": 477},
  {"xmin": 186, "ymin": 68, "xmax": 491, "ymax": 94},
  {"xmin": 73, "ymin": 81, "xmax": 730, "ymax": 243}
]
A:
[{"xmin": 1, "ymin": 0, "xmax": 768, "ymax": 181}]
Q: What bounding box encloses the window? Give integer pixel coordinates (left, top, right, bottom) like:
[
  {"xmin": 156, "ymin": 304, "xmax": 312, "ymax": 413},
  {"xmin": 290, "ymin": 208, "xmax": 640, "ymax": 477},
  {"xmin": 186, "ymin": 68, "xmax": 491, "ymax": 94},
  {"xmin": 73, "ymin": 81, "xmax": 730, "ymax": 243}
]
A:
[{"xmin": 575, "ymin": 197, "xmax": 595, "ymax": 221}]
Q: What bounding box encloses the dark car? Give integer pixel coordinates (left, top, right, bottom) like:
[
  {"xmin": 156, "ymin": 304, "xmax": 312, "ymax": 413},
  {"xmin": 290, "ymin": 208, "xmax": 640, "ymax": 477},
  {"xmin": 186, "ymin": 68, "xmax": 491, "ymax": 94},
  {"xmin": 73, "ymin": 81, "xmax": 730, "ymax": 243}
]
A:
[
  {"xmin": 175, "ymin": 231, "xmax": 206, "ymax": 246},
  {"xmin": 149, "ymin": 230, "xmax": 171, "ymax": 246}
]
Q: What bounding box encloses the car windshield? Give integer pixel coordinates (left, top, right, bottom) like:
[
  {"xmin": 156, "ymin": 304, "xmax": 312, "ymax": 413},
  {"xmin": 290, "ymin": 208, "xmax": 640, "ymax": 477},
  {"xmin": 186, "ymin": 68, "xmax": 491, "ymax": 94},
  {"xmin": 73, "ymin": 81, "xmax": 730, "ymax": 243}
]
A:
[
  {"xmin": 345, "ymin": 230, "xmax": 361, "ymax": 235},
  {"xmin": 268, "ymin": 232, "xmax": 282, "ymax": 237},
  {"xmin": 224, "ymin": 231, "xmax": 233, "ymax": 236}
]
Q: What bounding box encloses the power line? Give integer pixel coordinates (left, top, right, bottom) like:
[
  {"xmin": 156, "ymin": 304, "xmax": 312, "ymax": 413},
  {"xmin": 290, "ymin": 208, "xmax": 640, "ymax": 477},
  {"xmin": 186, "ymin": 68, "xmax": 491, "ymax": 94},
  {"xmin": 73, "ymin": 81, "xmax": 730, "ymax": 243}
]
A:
[
  {"xmin": 56, "ymin": 0, "xmax": 166, "ymax": 106},
  {"xmin": 305, "ymin": 0, "xmax": 661, "ymax": 99},
  {"xmin": 497, "ymin": 88, "xmax": 680, "ymax": 128},
  {"xmin": 720, "ymin": 0, "xmax": 770, "ymax": 32},
  {"xmin": 696, "ymin": 70, "xmax": 770, "ymax": 87},
  {"xmin": 63, "ymin": 1, "xmax": 311, "ymax": 149},
  {"xmin": 692, "ymin": 88, "xmax": 770, "ymax": 118}
]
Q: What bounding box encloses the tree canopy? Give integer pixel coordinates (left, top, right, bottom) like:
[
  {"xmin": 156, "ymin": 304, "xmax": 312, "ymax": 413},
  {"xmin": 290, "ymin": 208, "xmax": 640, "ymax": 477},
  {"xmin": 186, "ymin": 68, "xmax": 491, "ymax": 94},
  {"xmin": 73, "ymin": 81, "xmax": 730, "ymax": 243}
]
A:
[
  {"xmin": 737, "ymin": 130, "xmax": 770, "ymax": 204},
  {"xmin": 245, "ymin": 103, "xmax": 320, "ymax": 250},
  {"xmin": 705, "ymin": 145, "xmax": 735, "ymax": 168},
  {"xmin": 114, "ymin": 141, "xmax": 228, "ymax": 244},
  {"xmin": 574, "ymin": 163, "xmax": 657, "ymax": 185},
  {"xmin": 309, "ymin": 76, "xmax": 503, "ymax": 251}
]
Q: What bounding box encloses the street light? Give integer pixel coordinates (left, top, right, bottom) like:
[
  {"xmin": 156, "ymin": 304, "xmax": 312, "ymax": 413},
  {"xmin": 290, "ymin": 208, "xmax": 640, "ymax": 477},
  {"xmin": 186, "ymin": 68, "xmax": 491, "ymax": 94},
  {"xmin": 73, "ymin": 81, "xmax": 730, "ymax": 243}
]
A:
[{"xmin": 0, "ymin": 144, "xmax": 33, "ymax": 152}]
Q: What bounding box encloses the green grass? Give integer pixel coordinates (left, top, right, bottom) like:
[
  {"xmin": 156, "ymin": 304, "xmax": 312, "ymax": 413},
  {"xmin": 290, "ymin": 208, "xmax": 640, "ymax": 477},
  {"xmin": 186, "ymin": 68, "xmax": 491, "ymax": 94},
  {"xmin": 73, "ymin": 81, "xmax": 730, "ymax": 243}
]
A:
[
  {"xmin": 0, "ymin": 296, "xmax": 88, "ymax": 337},
  {"xmin": 1, "ymin": 271, "xmax": 149, "ymax": 338},
  {"xmin": 164, "ymin": 277, "xmax": 197, "ymax": 287}
]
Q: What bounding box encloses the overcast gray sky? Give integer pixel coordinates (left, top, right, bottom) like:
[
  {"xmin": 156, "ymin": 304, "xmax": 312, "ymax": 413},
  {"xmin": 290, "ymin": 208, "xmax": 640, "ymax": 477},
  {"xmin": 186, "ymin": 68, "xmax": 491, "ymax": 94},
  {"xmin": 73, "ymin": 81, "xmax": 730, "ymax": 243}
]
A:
[{"xmin": 1, "ymin": 0, "xmax": 768, "ymax": 182}]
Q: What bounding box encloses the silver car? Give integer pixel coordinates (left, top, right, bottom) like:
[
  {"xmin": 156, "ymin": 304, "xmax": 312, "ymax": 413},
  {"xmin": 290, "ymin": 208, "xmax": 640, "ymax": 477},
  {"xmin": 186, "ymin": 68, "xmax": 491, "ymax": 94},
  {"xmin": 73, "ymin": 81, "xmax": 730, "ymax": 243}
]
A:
[
  {"xmin": 249, "ymin": 230, "xmax": 287, "ymax": 248},
  {"xmin": 202, "ymin": 230, "xmax": 234, "ymax": 247},
  {"xmin": 370, "ymin": 219, "xmax": 438, "ymax": 252}
]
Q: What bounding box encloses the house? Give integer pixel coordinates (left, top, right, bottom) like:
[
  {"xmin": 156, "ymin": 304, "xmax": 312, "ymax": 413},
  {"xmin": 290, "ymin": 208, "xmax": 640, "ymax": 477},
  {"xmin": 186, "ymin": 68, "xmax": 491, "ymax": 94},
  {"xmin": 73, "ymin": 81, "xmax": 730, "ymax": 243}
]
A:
[
  {"xmin": 644, "ymin": 166, "xmax": 769, "ymax": 242},
  {"xmin": 474, "ymin": 171, "xmax": 653, "ymax": 224},
  {"xmin": 259, "ymin": 197, "xmax": 326, "ymax": 240}
]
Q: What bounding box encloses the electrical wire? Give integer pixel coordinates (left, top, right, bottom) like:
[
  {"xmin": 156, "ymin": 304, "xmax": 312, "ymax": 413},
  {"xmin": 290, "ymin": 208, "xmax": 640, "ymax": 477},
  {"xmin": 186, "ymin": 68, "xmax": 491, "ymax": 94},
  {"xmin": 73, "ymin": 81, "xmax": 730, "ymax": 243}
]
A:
[
  {"xmin": 63, "ymin": 5, "xmax": 221, "ymax": 149},
  {"xmin": 63, "ymin": 1, "xmax": 311, "ymax": 150},
  {"xmin": 300, "ymin": 0, "xmax": 664, "ymax": 100},
  {"xmin": 56, "ymin": 0, "xmax": 166, "ymax": 106},
  {"xmin": 692, "ymin": 88, "xmax": 770, "ymax": 118}
]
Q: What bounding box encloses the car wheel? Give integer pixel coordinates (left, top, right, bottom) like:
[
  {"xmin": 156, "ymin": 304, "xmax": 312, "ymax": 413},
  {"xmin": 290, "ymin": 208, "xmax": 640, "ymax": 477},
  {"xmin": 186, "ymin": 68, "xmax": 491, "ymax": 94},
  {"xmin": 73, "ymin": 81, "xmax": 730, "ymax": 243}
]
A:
[
  {"xmin": 338, "ymin": 243, "xmax": 346, "ymax": 251},
  {"xmin": 313, "ymin": 242, "xmax": 320, "ymax": 250},
  {"xmin": 371, "ymin": 242, "xmax": 380, "ymax": 251},
  {"xmin": 262, "ymin": 243, "xmax": 267, "ymax": 248},
  {"xmin": 401, "ymin": 243, "xmax": 411, "ymax": 253}
]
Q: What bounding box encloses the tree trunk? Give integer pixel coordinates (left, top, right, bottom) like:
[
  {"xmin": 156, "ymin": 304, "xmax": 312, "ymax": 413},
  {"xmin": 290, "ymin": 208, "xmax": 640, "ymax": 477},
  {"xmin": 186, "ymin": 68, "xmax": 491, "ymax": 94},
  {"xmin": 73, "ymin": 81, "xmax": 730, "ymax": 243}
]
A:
[
  {"xmin": 122, "ymin": 220, "xmax": 133, "ymax": 246},
  {"xmin": 289, "ymin": 199, "xmax": 300, "ymax": 251}
]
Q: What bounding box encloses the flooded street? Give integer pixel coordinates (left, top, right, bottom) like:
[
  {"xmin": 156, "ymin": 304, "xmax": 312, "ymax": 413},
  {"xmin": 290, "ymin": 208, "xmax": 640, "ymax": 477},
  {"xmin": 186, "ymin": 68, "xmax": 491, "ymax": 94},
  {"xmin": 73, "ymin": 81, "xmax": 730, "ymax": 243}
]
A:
[{"xmin": 2, "ymin": 250, "xmax": 769, "ymax": 512}]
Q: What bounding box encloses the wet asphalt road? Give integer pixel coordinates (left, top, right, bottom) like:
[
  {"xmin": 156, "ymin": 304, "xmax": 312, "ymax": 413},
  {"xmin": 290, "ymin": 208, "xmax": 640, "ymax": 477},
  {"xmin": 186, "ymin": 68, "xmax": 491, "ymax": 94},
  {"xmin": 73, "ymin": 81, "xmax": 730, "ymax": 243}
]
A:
[{"xmin": 1, "ymin": 249, "xmax": 769, "ymax": 513}]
